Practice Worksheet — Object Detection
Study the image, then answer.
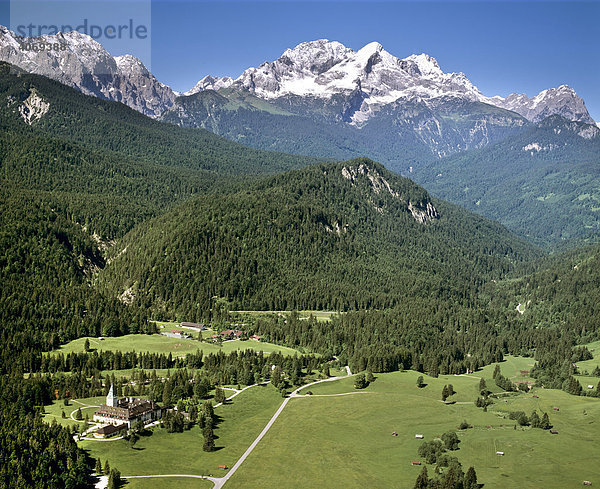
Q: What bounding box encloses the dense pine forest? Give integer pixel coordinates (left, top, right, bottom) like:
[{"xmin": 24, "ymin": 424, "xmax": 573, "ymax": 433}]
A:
[{"xmin": 1, "ymin": 62, "xmax": 599, "ymax": 488}]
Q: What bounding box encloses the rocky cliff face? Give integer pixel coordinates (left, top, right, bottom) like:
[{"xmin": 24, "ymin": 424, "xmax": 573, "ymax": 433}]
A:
[{"xmin": 0, "ymin": 26, "xmax": 175, "ymax": 117}]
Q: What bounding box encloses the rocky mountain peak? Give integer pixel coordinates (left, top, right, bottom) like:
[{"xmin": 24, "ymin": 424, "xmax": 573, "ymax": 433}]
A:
[
  {"xmin": 0, "ymin": 25, "xmax": 175, "ymax": 116},
  {"xmin": 487, "ymin": 84, "xmax": 593, "ymax": 124}
]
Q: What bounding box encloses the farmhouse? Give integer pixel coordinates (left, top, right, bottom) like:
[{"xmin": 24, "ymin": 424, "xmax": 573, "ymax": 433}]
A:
[
  {"xmin": 93, "ymin": 423, "xmax": 127, "ymax": 439},
  {"xmin": 162, "ymin": 330, "xmax": 191, "ymax": 339},
  {"xmin": 219, "ymin": 329, "xmax": 246, "ymax": 339},
  {"xmin": 250, "ymin": 335, "xmax": 262, "ymax": 341},
  {"xmin": 93, "ymin": 385, "xmax": 162, "ymax": 429}
]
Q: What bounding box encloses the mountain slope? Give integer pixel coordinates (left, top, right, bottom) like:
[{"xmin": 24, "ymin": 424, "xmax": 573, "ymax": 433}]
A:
[
  {"xmin": 164, "ymin": 39, "xmax": 592, "ymax": 172},
  {"xmin": 99, "ymin": 158, "xmax": 540, "ymax": 316},
  {"xmin": 0, "ymin": 62, "xmax": 324, "ymax": 238},
  {"xmin": 412, "ymin": 116, "xmax": 600, "ymax": 248},
  {"xmin": 162, "ymin": 89, "xmax": 528, "ymax": 172}
]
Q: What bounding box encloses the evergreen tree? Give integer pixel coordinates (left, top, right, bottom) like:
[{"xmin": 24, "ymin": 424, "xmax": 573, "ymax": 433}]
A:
[
  {"xmin": 493, "ymin": 364, "xmax": 501, "ymax": 379},
  {"xmin": 214, "ymin": 386, "xmax": 226, "ymax": 404},
  {"xmin": 414, "ymin": 466, "xmax": 429, "ymax": 489},
  {"xmin": 203, "ymin": 427, "xmax": 215, "ymax": 452},
  {"xmin": 464, "ymin": 466, "xmax": 478, "ymax": 489},
  {"xmin": 104, "ymin": 460, "xmax": 110, "ymax": 476},
  {"xmin": 354, "ymin": 373, "xmax": 368, "ymax": 389},
  {"xmin": 107, "ymin": 468, "xmax": 121, "ymax": 489},
  {"xmin": 95, "ymin": 458, "xmax": 102, "ymax": 475},
  {"xmin": 540, "ymin": 412, "xmax": 551, "ymax": 430},
  {"xmin": 417, "ymin": 376, "xmax": 425, "ymax": 388},
  {"xmin": 530, "ymin": 411, "xmax": 541, "ymax": 428}
]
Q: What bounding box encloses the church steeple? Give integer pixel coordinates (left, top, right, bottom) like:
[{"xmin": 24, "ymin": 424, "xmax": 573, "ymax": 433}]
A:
[{"xmin": 107, "ymin": 384, "xmax": 117, "ymax": 407}]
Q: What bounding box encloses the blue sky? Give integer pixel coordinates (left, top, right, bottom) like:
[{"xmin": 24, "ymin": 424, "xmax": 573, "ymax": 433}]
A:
[
  {"xmin": 2, "ymin": 1, "xmax": 599, "ymax": 120},
  {"xmin": 148, "ymin": 0, "xmax": 600, "ymax": 121}
]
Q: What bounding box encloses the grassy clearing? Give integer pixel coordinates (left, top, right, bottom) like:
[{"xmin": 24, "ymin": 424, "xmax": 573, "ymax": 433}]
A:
[
  {"xmin": 80, "ymin": 384, "xmax": 283, "ymax": 478},
  {"xmin": 229, "ymin": 366, "xmax": 600, "ymax": 489},
  {"xmin": 122, "ymin": 477, "xmax": 213, "ymax": 489},
  {"xmin": 233, "ymin": 310, "xmax": 338, "ymax": 322},
  {"xmin": 577, "ymin": 340, "xmax": 600, "ymax": 374},
  {"xmin": 50, "ymin": 334, "xmax": 303, "ymax": 358},
  {"xmin": 42, "ymin": 396, "xmax": 105, "ymax": 429}
]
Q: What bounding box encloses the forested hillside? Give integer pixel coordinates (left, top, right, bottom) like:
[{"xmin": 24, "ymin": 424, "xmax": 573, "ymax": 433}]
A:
[
  {"xmin": 413, "ymin": 116, "xmax": 600, "ymax": 248},
  {"xmin": 100, "ymin": 158, "xmax": 539, "ymax": 318}
]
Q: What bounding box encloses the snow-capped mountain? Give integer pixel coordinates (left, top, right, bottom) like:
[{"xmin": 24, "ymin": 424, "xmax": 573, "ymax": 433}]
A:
[
  {"xmin": 187, "ymin": 39, "xmax": 594, "ymax": 126},
  {"xmin": 187, "ymin": 40, "xmax": 488, "ymax": 125},
  {"xmin": 185, "ymin": 75, "xmax": 235, "ymax": 95},
  {"xmin": 0, "ymin": 25, "xmax": 175, "ymax": 116},
  {"xmin": 487, "ymin": 85, "xmax": 594, "ymax": 125}
]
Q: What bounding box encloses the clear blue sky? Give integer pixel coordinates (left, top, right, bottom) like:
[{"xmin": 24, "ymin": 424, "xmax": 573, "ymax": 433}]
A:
[
  {"xmin": 2, "ymin": 1, "xmax": 599, "ymax": 120},
  {"xmin": 148, "ymin": 0, "xmax": 600, "ymax": 121}
]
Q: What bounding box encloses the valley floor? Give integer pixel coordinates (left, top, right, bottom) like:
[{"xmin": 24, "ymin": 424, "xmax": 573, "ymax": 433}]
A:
[{"xmin": 52, "ymin": 353, "xmax": 600, "ymax": 489}]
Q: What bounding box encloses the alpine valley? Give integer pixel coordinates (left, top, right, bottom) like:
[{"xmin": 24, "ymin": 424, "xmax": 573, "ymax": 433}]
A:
[{"xmin": 1, "ymin": 20, "xmax": 600, "ymax": 489}]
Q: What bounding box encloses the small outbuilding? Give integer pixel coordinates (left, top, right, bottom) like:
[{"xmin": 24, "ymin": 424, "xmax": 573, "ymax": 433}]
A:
[
  {"xmin": 583, "ymin": 481, "xmax": 592, "ymax": 486},
  {"xmin": 496, "ymin": 451, "xmax": 504, "ymax": 456},
  {"xmin": 411, "ymin": 461, "xmax": 421, "ymax": 466},
  {"xmin": 218, "ymin": 465, "xmax": 228, "ymax": 470},
  {"xmin": 415, "ymin": 434, "xmax": 424, "ymax": 439},
  {"xmin": 94, "ymin": 423, "xmax": 127, "ymax": 439},
  {"xmin": 550, "ymin": 430, "xmax": 559, "ymax": 434},
  {"xmin": 588, "ymin": 385, "xmax": 594, "ymax": 389}
]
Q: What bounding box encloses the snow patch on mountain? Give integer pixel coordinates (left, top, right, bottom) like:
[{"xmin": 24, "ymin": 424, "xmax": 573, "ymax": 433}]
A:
[{"xmin": 184, "ymin": 75, "xmax": 234, "ymax": 95}]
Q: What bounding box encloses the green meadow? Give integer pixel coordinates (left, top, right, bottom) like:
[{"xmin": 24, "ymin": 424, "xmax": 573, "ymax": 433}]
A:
[
  {"xmin": 45, "ymin": 354, "xmax": 600, "ymax": 489},
  {"xmin": 123, "ymin": 478, "xmax": 213, "ymax": 489},
  {"xmin": 80, "ymin": 384, "xmax": 283, "ymax": 478},
  {"xmin": 50, "ymin": 334, "xmax": 302, "ymax": 357},
  {"xmin": 232, "ymin": 310, "xmax": 338, "ymax": 322},
  {"xmin": 227, "ymin": 365, "xmax": 600, "ymax": 489}
]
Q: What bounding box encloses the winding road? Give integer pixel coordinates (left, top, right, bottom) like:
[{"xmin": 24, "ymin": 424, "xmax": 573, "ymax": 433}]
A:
[{"xmin": 120, "ymin": 367, "xmax": 355, "ymax": 489}]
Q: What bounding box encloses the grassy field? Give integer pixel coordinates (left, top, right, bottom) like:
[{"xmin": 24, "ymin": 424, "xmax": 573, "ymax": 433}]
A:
[
  {"xmin": 233, "ymin": 310, "xmax": 339, "ymax": 322},
  {"xmin": 577, "ymin": 340, "xmax": 600, "ymax": 373},
  {"xmin": 42, "ymin": 396, "xmax": 106, "ymax": 429},
  {"xmin": 227, "ymin": 364, "xmax": 600, "ymax": 489},
  {"xmin": 122, "ymin": 478, "xmax": 213, "ymax": 488},
  {"xmin": 50, "ymin": 334, "xmax": 303, "ymax": 358},
  {"xmin": 80, "ymin": 384, "xmax": 283, "ymax": 478}
]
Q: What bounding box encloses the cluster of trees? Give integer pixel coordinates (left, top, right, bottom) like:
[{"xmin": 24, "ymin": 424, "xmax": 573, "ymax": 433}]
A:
[
  {"xmin": 414, "ymin": 431, "xmax": 479, "ymax": 489},
  {"xmin": 508, "ymin": 410, "xmax": 551, "ymax": 429},
  {"xmin": 441, "ymin": 384, "xmax": 455, "ymax": 401},
  {"xmin": 414, "ymin": 465, "xmax": 479, "ymax": 489}
]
